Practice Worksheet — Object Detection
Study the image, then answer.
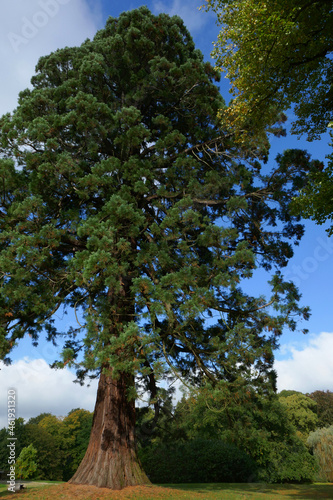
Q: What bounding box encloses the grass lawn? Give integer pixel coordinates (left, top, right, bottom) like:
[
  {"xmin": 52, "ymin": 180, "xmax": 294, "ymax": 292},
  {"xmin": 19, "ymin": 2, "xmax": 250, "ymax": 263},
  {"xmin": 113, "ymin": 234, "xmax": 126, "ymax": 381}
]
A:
[{"xmin": 0, "ymin": 481, "xmax": 332, "ymax": 499}]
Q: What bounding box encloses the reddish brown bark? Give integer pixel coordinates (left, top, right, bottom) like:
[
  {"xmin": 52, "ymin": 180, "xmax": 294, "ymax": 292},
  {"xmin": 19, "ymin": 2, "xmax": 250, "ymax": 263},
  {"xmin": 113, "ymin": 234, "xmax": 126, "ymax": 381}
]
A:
[{"xmin": 69, "ymin": 368, "xmax": 150, "ymax": 489}]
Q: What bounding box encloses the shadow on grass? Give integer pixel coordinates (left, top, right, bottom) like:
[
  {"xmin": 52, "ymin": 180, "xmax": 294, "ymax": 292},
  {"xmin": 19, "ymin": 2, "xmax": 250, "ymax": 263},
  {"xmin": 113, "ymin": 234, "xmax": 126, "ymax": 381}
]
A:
[{"xmin": 163, "ymin": 482, "xmax": 333, "ymax": 499}]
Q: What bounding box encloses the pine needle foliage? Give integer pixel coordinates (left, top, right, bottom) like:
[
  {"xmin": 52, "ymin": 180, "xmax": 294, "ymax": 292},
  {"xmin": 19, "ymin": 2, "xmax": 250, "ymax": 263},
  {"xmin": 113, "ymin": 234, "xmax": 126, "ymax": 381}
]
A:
[{"xmin": 0, "ymin": 7, "xmax": 310, "ymax": 403}]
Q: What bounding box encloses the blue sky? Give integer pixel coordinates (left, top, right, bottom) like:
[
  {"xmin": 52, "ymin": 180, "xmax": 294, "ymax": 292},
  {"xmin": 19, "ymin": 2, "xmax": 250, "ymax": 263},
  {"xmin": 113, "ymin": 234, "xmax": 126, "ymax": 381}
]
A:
[{"xmin": 0, "ymin": 0, "xmax": 332, "ymax": 427}]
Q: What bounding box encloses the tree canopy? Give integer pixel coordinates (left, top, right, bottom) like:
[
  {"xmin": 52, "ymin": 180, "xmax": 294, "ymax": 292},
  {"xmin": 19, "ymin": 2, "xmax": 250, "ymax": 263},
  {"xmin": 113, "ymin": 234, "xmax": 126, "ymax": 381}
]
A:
[
  {"xmin": 204, "ymin": 0, "xmax": 333, "ymax": 232},
  {"xmin": 0, "ymin": 6, "xmax": 312, "ymax": 488},
  {"xmin": 308, "ymin": 390, "xmax": 333, "ymax": 428},
  {"xmin": 278, "ymin": 392, "xmax": 318, "ymax": 441},
  {"xmin": 204, "ymin": 0, "xmax": 333, "ymax": 139},
  {"xmin": 16, "ymin": 444, "xmax": 38, "ymax": 480}
]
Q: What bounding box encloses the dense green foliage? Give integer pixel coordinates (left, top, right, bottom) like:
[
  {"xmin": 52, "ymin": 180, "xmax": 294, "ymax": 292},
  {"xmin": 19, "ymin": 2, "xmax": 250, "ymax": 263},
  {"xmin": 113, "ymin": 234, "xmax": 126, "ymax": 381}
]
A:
[
  {"xmin": 278, "ymin": 392, "xmax": 318, "ymax": 441},
  {"xmin": 204, "ymin": 0, "xmax": 333, "ymax": 139},
  {"xmin": 0, "ymin": 409, "xmax": 93, "ymax": 481},
  {"xmin": 16, "ymin": 444, "xmax": 38, "ymax": 480},
  {"xmin": 139, "ymin": 439, "xmax": 256, "ymax": 483},
  {"xmin": 204, "ymin": 0, "xmax": 333, "ymax": 233},
  {"xmin": 308, "ymin": 391, "xmax": 333, "ymax": 428},
  {"xmin": 62, "ymin": 409, "xmax": 93, "ymax": 479},
  {"xmin": 164, "ymin": 387, "xmax": 318, "ymax": 483},
  {"xmin": 0, "ymin": 418, "xmax": 26, "ymax": 470}
]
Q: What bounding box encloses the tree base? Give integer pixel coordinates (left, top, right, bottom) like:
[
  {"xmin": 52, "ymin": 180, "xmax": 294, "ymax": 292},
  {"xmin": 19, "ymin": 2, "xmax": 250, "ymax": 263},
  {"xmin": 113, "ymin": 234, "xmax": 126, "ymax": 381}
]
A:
[
  {"xmin": 68, "ymin": 455, "xmax": 151, "ymax": 489},
  {"xmin": 69, "ymin": 369, "xmax": 151, "ymax": 489}
]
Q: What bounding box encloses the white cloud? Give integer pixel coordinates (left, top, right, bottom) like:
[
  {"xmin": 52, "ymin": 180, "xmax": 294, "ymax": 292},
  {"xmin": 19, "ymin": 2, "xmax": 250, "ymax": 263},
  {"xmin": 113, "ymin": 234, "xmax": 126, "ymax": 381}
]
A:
[
  {"xmin": 0, "ymin": 358, "xmax": 98, "ymax": 429},
  {"xmin": 275, "ymin": 332, "xmax": 333, "ymax": 393},
  {"xmin": 152, "ymin": 0, "xmax": 210, "ymax": 34},
  {"xmin": 0, "ymin": 0, "xmax": 101, "ymax": 116},
  {"xmin": 0, "ymin": 356, "xmax": 183, "ymax": 432}
]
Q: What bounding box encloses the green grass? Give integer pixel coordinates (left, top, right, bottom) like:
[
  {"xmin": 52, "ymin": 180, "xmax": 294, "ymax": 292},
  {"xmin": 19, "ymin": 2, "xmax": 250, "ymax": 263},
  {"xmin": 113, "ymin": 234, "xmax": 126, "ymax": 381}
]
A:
[{"xmin": 164, "ymin": 482, "xmax": 333, "ymax": 499}]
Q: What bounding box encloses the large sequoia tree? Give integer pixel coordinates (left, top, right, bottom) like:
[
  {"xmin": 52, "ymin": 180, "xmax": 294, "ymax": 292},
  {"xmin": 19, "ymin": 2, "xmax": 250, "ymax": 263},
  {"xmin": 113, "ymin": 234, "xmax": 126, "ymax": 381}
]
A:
[{"xmin": 0, "ymin": 7, "xmax": 310, "ymax": 489}]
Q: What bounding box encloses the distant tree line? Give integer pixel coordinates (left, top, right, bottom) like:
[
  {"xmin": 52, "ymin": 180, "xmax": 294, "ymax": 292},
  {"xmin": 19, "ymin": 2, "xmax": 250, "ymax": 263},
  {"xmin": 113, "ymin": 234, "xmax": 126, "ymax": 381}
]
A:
[
  {"xmin": 0, "ymin": 409, "xmax": 92, "ymax": 481},
  {"xmin": 0, "ymin": 389, "xmax": 332, "ymax": 483}
]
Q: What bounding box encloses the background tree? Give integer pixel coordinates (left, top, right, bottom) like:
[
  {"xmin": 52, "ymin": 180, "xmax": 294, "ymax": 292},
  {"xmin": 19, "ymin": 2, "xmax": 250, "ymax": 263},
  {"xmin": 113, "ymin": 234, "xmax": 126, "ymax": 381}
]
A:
[
  {"xmin": 278, "ymin": 392, "xmax": 318, "ymax": 441},
  {"xmin": 204, "ymin": 0, "xmax": 333, "ymax": 231},
  {"xmin": 16, "ymin": 444, "xmax": 38, "ymax": 480},
  {"xmin": 278, "ymin": 389, "xmax": 302, "ymax": 398},
  {"xmin": 308, "ymin": 390, "xmax": 333, "ymax": 428},
  {"xmin": 308, "ymin": 425, "xmax": 333, "ymax": 482},
  {"xmin": 157, "ymin": 385, "xmax": 318, "ymax": 483},
  {"xmin": 0, "ymin": 7, "xmax": 311, "ymax": 489},
  {"xmin": 26, "ymin": 413, "xmax": 52, "ymax": 426},
  {"xmin": 0, "ymin": 418, "xmax": 26, "ymax": 471},
  {"xmin": 0, "ymin": 410, "xmax": 93, "ymax": 481},
  {"xmin": 24, "ymin": 421, "xmax": 65, "ymax": 480},
  {"xmin": 62, "ymin": 409, "xmax": 93, "ymax": 480}
]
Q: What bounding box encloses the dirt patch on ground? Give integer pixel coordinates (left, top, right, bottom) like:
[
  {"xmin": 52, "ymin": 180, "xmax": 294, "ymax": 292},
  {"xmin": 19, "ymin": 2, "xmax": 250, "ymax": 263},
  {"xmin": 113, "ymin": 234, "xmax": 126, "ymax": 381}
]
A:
[{"xmin": 17, "ymin": 483, "xmax": 203, "ymax": 499}]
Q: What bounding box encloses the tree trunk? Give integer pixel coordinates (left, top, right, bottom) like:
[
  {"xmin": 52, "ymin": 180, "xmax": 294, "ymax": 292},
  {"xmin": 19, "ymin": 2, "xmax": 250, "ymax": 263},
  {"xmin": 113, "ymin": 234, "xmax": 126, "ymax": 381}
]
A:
[{"xmin": 69, "ymin": 368, "xmax": 150, "ymax": 489}]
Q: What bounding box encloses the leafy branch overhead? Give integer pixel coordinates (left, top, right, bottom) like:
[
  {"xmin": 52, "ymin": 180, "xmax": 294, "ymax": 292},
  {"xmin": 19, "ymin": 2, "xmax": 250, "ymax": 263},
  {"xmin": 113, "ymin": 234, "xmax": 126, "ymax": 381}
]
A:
[
  {"xmin": 204, "ymin": 0, "xmax": 333, "ymax": 233},
  {"xmin": 204, "ymin": 0, "xmax": 333, "ymax": 140}
]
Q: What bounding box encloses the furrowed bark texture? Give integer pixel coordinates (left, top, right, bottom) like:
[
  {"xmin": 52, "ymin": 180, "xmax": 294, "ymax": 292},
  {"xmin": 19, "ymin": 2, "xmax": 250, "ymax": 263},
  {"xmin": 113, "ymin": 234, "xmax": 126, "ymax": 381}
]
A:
[{"xmin": 69, "ymin": 369, "xmax": 150, "ymax": 489}]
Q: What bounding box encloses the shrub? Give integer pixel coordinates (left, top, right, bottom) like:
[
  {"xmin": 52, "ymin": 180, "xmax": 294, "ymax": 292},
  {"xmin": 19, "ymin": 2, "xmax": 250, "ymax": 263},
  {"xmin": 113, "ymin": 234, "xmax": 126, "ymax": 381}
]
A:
[
  {"xmin": 139, "ymin": 439, "xmax": 257, "ymax": 483},
  {"xmin": 258, "ymin": 438, "xmax": 319, "ymax": 483}
]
